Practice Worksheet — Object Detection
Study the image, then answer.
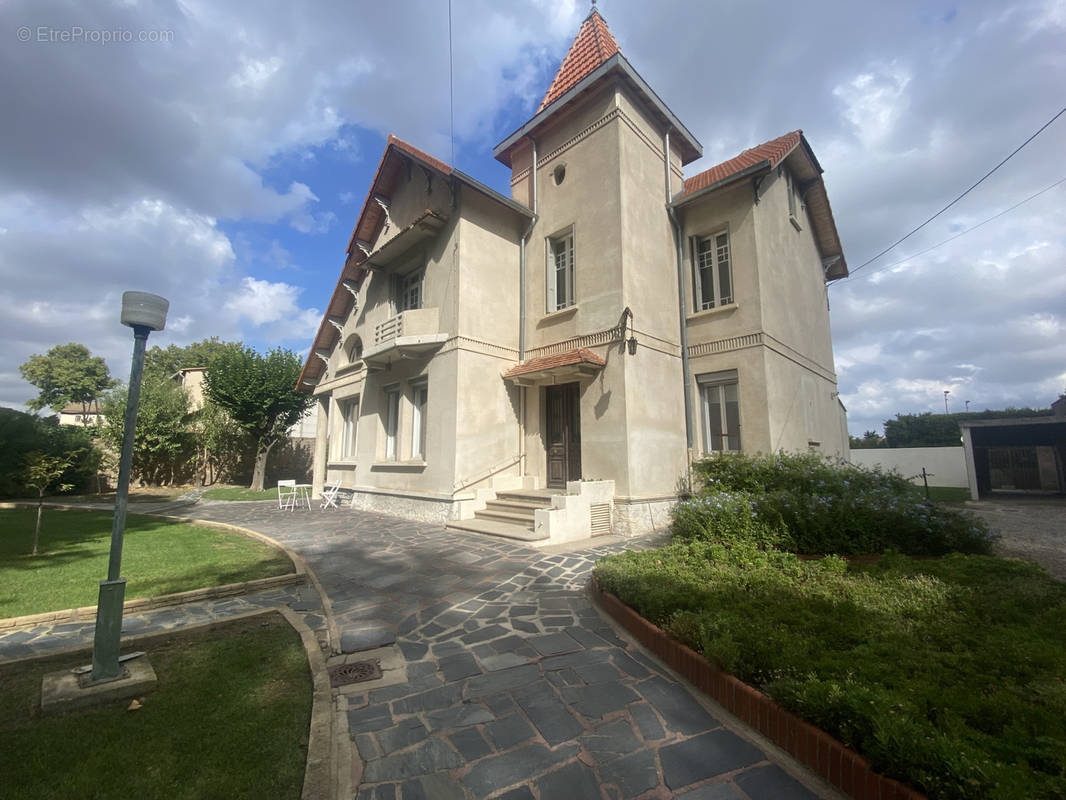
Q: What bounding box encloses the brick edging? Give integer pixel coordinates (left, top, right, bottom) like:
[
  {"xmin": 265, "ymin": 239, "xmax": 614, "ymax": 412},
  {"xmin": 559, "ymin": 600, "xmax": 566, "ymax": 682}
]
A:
[
  {"xmin": 588, "ymin": 577, "xmax": 926, "ymax": 800},
  {"xmin": 0, "ymin": 572, "xmax": 306, "ymax": 632}
]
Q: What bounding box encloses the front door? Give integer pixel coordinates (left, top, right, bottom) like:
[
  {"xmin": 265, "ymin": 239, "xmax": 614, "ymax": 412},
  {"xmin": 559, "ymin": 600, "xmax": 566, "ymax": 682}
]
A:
[{"xmin": 546, "ymin": 383, "xmax": 581, "ymax": 488}]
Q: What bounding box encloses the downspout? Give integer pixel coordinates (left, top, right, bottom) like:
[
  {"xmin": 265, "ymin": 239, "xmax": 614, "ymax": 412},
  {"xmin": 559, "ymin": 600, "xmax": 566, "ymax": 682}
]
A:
[
  {"xmin": 665, "ymin": 128, "xmax": 695, "ymax": 453},
  {"xmin": 518, "ymin": 136, "xmax": 538, "ymax": 476}
]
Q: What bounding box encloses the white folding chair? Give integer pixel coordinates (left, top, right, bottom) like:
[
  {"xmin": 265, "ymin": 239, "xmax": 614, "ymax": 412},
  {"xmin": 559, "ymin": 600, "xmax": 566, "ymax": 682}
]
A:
[
  {"xmin": 321, "ymin": 480, "xmax": 343, "ymax": 510},
  {"xmin": 277, "ymin": 479, "xmax": 298, "ymax": 511}
]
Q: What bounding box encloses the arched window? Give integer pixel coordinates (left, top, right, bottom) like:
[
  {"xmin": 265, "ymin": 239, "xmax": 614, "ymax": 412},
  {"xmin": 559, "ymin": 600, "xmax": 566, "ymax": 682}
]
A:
[{"xmin": 344, "ymin": 334, "xmax": 363, "ymax": 364}]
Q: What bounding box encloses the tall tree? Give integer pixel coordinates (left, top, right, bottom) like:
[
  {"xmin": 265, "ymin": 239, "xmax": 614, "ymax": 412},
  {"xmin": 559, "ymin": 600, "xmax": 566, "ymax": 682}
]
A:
[
  {"xmin": 203, "ymin": 346, "xmax": 314, "ymax": 491},
  {"xmin": 100, "ymin": 379, "xmax": 193, "ymax": 485},
  {"xmin": 143, "ymin": 337, "xmax": 241, "ymax": 380},
  {"xmin": 19, "ymin": 343, "xmax": 114, "ymax": 416}
]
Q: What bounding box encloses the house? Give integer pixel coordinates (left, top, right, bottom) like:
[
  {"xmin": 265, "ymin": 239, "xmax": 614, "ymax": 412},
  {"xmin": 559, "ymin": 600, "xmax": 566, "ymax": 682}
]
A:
[
  {"xmin": 298, "ymin": 9, "xmax": 850, "ymax": 543},
  {"xmin": 56, "ymin": 401, "xmax": 104, "ymax": 427}
]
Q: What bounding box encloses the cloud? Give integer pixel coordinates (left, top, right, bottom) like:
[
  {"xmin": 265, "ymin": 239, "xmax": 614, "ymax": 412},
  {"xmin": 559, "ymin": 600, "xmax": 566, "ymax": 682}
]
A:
[{"xmin": 224, "ymin": 277, "xmax": 321, "ymax": 341}]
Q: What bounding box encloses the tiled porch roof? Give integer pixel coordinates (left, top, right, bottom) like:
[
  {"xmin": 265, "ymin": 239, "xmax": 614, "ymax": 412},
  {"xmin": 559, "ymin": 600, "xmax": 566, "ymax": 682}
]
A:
[{"xmin": 503, "ymin": 348, "xmax": 606, "ymax": 379}]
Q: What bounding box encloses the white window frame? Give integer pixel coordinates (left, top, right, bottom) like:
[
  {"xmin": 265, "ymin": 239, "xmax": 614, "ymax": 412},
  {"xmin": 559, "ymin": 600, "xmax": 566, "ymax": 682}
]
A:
[
  {"xmin": 340, "ymin": 396, "xmax": 359, "ymax": 460},
  {"xmin": 785, "ymin": 169, "xmax": 802, "ymax": 229},
  {"xmin": 384, "ymin": 386, "xmax": 400, "ymax": 460},
  {"xmin": 396, "ymin": 268, "xmax": 423, "ymax": 313},
  {"xmin": 410, "ymin": 381, "xmax": 428, "ymax": 460},
  {"xmin": 692, "ymin": 229, "xmax": 733, "ymax": 312},
  {"xmin": 698, "ymin": 370, "xmax": 741, "ymax": 453},
  {"xmin": 546, "ymin": 227, "xmax": 575, "ymax": 312}
]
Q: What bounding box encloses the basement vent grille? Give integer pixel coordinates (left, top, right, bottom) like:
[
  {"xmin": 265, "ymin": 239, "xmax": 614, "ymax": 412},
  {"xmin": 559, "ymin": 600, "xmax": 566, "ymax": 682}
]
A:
[{"xmin": 590, "ymin": 503, "xmax": 611, "ymax": 536}]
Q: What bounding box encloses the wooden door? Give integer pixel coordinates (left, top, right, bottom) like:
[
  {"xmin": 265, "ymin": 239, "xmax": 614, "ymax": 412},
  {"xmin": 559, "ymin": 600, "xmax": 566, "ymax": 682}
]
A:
[{"xmin": 546, "ymin": 383, "xmax": 581, "ymax": 488}]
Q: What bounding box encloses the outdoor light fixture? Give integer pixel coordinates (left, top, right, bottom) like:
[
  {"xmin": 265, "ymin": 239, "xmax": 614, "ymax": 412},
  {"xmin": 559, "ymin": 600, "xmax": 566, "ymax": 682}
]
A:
[
  {"xmin": 627, "ymin": 334, "xmax": 638, "ymax": 355},
  {"xmin": 90, "ymin": 291, "xmax": 168, "ymax": 683}
]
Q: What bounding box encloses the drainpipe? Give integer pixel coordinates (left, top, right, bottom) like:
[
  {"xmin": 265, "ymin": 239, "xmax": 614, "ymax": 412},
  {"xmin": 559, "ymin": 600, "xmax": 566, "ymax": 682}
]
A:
[
  {"xmin": 665, "ymin": 128, "xmax": 695, "ymax": 452},
  {"xmin": 518, "ymin": 136, "xmax": 539, "ymax": 475}
]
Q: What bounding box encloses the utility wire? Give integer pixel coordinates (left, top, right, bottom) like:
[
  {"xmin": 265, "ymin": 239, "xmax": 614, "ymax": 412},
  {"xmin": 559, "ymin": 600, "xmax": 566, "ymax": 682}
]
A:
[
  {"xmin": 448, "ymin": 0, "xmax": 455, "ymax": 166},
  {"xmin": 849, "ymin": 104, "xmax": 1066, "ymax": 276},
  {"xmin": 842, "ymin": 176, "xmax": 1066, "ymax": 283}
]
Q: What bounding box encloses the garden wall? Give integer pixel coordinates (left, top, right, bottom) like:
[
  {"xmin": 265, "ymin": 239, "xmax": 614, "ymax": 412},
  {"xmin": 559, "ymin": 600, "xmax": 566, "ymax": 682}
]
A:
[{"xmin": 849, "ymin": 447, "xmax": 967, "ymax": 488}]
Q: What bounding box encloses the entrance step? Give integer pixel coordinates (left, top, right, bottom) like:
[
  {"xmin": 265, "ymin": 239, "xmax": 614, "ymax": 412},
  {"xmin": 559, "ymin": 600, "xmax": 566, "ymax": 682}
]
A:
[
  {"xmin": 446, "ymin": 517, "xmax": 548, "ymax": 543},
  {"xmin": 494, "ymin": 489, "xmax": 557, "ymax": 504}
]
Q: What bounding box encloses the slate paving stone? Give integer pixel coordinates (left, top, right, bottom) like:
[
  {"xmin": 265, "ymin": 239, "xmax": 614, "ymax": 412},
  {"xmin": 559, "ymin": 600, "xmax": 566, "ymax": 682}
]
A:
[
  {"xmin": 362, "ymin": 738, "xmax": 463, "ymax": 782},
  {"xmin": 528, "ymin": 632, "xmax": 582, "ymax": 656},
  {"xmin": 574, "ymin": 661, "xmax": 623, "ymax": 684},
  {"xmin": 580, "ymin": 719, "xmax": 642, "ymax": 764},
  {"xmin": 342, "ymin": 625, "xmax": 396, "ymax": 653},
  {"xmin": 637, "ymin": 676, "xmax": 721, "ymax": 735},
  {"xmin": 460, "ymin": 624, "xmax": 509, "ymax": 644},
  {"xmin": 508, "ymin": 605, "xmax": 537, "ymax": 617},
  {"xmin": 406, "ymin": 661, "xmax": 437, "ymax": 678},
  {"xmin": 565, "ymin": 626, "xmax": 609, "ymax": 650},
  {"xmin": 536, "ymin": 759, "xmax": 602, "ymax": 799},
  {"xmin": 482, "ymin": 693, "xmax": 518, "ymax": 716},
  {"xmin": 464, "ymin": 663, "xmax": 541, "ymax": 697},
  {"xmin": 398, "ymin": 640, "xmax": 428, "ymax": 660},
  {"xmin": 546, "ymin": 667, "xmax": 584, "ymax": 688},
  {"xmin": 485, "ymin": 713, "xmax": 536, "ymax": 751},
  {"xmin": 561, "ymin": 682, "xmax": 640, "ymax": 719},
  {"xmin": 461, "ymin": 742, "xmax": 580, "ymax": 797},
  {"xmin": 391, "ymin": 684, "xmax": 463, "ymax": 715},
  {"xmin": 541, "ymin": 649, "xmax": 609, "ymax": 671},
  {"xmin": 489, "ymin": 634, "xmax": 530, "ymax": 654},
  {"xmin": 734, "ymin": 764, "xmax": 820, "ymax": 800},
  {"xmin": 496, "ymin": 787, "xmax": 535, "ymax": 800},
  {"xmin": 439, "ymin": 652, "xmax": 481, "ymax": 682},
  {"xmin": 449, "ymin": 727, "xmax": 493, "ymax": 761},
  {"xmin": 355, "ymin": 732, "xmax": 382, "ymax": 761},
  {"xmin": 479, "ymin": 652, "xmax": 532, "ymax": 672},
  {"xmin": 598, "ymin": 748, "xmax": 660, "ymax": 798},
  {"xmin": 370, "ymin": 675, "xmax": 443, "ymax": 704},
  {"xmin": 424, "ymin": 702, "xmax": 494, "ymax": 731},
  {"xmin": 349, "ymin": 704, "xmax": 395, "ymax": 733},
  {"xmin": 514, "ymin": 683, "xmax": 585, "ymax": 746},
  {"xmin": 376, "ymin": 718, "xmax": 430, "ymax": 755},
  {"xmin": 660, "ymin": 730, "xmax": 764, "ymax": 790},
  {"xmin": 629, "ymin": 703, "xmax": 666, "ymax": 741},
  {"xmin": 398, "ymin": 773, "xmax": 467, "ymax": 800},
  {"xmin": 675, "ymin": 783, "xmax": 745, "ymax": 800},
  {"xmin": 511, "ymin": 620, "xmax": 539, "ymax": 634},
  {"xmin": 355, "ymin": 783, "xmax": 397, "ymax": 800},
  {"xmin": 610, "ymin": 651, "xmax": 650, "ymax": 679}
]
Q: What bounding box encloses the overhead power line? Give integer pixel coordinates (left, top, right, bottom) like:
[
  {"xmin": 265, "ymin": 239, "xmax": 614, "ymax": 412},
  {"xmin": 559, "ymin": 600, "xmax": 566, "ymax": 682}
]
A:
[
  {"xmin": 849, "ymin": 104, "xmax": 1066, "ymax": 276},
  {"xmin": 842, "ymin": 176, "xmax": 1066, "ymax": 283}
]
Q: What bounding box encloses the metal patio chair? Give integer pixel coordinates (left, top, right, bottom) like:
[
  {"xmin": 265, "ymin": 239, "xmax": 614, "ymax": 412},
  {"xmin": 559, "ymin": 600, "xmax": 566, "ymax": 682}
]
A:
[{"xmin": 277, "ymin": 479, "xmax": 298, "ymax": 511}]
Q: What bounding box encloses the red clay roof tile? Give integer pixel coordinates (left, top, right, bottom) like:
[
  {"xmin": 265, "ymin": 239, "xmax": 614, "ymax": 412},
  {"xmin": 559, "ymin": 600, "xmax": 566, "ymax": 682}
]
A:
[
  {"xmin": 680, "ymin": 130, "xmax": 802, "ymax": 198},
  {"xmin": 503, "ymin": 348, "xmax": 606, "ymax": 378},
  {"xmin": 538, "ymin": 10, "xmax": 620, "ymax": 112}
]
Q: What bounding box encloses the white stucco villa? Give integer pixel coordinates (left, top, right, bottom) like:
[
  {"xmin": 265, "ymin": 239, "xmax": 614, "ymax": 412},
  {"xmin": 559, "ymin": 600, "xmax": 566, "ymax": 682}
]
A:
[{"xmin": 298, "ymin": 9, "xmax": 850, "ymax": 545}]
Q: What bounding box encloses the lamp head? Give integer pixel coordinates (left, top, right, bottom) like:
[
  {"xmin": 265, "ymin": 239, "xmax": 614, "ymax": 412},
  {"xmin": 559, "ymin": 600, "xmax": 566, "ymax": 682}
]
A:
[{"xmin": 120, "ymin": 291, "xmax": 169, "ymax": 332}]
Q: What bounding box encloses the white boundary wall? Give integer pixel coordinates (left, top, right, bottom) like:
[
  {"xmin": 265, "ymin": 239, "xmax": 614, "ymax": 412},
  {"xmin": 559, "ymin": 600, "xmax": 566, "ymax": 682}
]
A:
[{"xmin": 849, "ymin": 447, "xmax": 968, "ymax": 488}]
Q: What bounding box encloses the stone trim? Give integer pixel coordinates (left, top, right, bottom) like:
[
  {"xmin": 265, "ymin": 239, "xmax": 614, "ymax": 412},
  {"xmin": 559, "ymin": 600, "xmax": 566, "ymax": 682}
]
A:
[
  {"xmin": 438, "ymin": 335, "xmax": 519, "ymax": 361},
  {"xmin": 526, "ymin": 327, "xmax": 623, "ymax": 359},
  {"xmin": 590, "ymin": 579, "xmax": 927, "ymax": 800},
  {"xmin": 0, "ymin": 572, "xmax": 305, "ymax": 632},
  {"xmin": 761, "ymin": 332, "xmax": 838, "ymax": 383},
  {"xmin": 688, "ymin": 332, "xmax": 764, "ymax": 358}
]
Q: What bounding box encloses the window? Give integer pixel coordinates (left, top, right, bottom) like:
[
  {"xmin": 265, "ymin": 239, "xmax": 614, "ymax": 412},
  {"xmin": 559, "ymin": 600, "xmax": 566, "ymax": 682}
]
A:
[
  {"xmin": 546, "ymin": 228, "xmax": 575, "ymax": 312},
  {"xmin": 397, "ymin": 269, "xmax": 423, "ymax": 312},
  {"xmin": 693, "ymin": 231, "xmax": 733, "ymax": 311},
  {"xmin": 698, "ymin": 371, "xmax": 740, "ymax": 452},
  {"xmin": 410, "ymin": 382, "xmax": 428, "ymax": 460},
  {"xmin": 340, "ymin": 396, "xmax": 359, "ymax": 459},
  {"xmin": 785, "ymin": 169, "xmax": 801, "ymax": 228},
  {"xmin": 384, "ymin": 387, "xmax": 400, "ymax": 459},
  {"xmin": 344, "ymin": 335, "xmax": 363, "ymax": 364}
]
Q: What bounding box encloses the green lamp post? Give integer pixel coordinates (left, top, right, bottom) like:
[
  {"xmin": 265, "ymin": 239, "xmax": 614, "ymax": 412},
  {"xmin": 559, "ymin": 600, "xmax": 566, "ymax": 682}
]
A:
[{"xmin": 90, "ymin": 291, "xmax": 168, "ymax": 683}]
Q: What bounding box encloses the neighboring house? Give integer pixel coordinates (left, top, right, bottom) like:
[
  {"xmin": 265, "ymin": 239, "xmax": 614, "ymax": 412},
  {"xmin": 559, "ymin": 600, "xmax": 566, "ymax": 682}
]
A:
[
  {"xmin": 959, "ymin": 395, "xmax": 1066, "ymax": 499},
  {"xmin": 172, "ymin": 366, "xmax": 315, "ymax": 438},
  {"xmin": 298, "ymin": 9, "xmax": 850, "ymax": 542},
  {"xmin": 56, "ymin": 402, "xmax": 103, "ymax": 427}
]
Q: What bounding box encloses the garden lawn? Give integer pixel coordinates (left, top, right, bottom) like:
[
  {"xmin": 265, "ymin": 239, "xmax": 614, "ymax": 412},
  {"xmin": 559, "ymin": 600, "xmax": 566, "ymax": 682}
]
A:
[
  {"xmin": 0, "ymin": 508, "xmax": 292, "ymax": 618},
  {"xmin": 0, "ymin": 613, "xmax": 311, "ymax": 800},
  {"xmin": 202, "ymin": 485, "xmax": 282, "ymax": 501},
  {"xmin": 594, "ymin": 544, "xmax": 1066, "ymax": 800}
]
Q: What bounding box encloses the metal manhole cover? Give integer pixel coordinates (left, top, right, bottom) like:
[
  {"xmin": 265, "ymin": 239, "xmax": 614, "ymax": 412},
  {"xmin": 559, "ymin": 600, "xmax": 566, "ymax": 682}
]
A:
[{"xmin": 328, "ymin": 659, "xmax": 382, "ymax": 687}]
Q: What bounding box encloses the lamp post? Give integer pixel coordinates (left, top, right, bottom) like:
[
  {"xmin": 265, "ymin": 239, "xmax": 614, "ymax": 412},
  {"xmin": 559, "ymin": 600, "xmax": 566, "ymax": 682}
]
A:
[
  {"xmin": 90, "ymin": 291, "xmax": 168, "ymax": 683},
  {"xmin": 943, "ymin": 390, "xmax": 950, "ymax": 414}
]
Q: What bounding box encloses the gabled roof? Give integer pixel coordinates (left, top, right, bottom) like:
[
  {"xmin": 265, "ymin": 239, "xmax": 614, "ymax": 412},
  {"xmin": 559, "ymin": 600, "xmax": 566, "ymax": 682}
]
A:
[
  {"xmin": 538, "ymin": 9, "xmax": 620, "ymax": 112},
  {"xmin": 494, "ymin": 13, "xmax": 701, "ymax": 167},
  {"xmin": 298, "ymin": 135, "xmax": 532, "ymax": 390},
  {"xmin": 674, "ymin": 130, "xmax": 848, "ymax": 280}
]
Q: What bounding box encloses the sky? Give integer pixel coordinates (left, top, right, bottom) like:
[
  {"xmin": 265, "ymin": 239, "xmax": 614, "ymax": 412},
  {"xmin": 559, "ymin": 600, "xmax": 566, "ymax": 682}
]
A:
[{"xmin": 1, "ymin": 0, "xmax": 1063, "ymax": 436}]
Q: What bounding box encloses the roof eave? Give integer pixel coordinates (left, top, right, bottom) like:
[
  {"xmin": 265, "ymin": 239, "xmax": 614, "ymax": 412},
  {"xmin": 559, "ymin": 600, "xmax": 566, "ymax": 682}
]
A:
[
  {"xmin": 671, "ymin": 160, "xmax": 772, "ymax": 207},
  {"xmin": 493, "ymin": 54, "xmax": 702, "ymax": 166}
]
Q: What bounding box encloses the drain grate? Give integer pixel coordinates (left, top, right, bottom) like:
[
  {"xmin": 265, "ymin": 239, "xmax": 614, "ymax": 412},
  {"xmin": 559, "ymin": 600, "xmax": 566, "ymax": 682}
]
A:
[{"xmin": 328, "ymin": 659, "xmax": 382, "ymax": 687}]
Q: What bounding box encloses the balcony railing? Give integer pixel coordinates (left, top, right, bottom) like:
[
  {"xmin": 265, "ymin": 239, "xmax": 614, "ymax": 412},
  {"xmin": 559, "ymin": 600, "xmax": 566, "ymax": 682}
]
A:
[{"xmin": 364, "ymin": 308, "xmax": 446, "ymax": 368}]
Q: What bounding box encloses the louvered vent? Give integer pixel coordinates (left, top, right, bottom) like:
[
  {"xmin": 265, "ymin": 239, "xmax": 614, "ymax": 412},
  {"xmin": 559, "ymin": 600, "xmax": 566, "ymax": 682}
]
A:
[{"xmin": 590, "ymin": 503, "xmax": 611, "ymax": 536}]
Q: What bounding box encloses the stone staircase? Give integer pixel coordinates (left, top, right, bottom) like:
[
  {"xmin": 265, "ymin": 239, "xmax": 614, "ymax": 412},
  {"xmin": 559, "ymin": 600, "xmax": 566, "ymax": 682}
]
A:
[{"xmin": 446, "ymin": 489, "xmax": 556, "ymax": 544}]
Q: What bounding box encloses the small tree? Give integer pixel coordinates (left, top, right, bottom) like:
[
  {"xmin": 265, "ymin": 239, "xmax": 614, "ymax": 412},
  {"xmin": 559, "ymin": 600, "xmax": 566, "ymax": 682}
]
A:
[
  {"xmin": 203, "ymin": 346, "xmax": 314, "ymax": 491},
  {"xmin": 19, "ymin": 343, "xmax": 115, "ymax": 417},
  {"xmin": 22, "ymin": 450, "xmax": 78, "ymax": 555}
]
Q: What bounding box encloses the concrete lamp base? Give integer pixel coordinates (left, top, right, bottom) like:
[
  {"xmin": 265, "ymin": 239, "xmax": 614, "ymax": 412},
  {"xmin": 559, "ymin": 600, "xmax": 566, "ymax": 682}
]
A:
[{"xmin": 40, "ymin": 654, "xmax": 157, "ymax": 716}]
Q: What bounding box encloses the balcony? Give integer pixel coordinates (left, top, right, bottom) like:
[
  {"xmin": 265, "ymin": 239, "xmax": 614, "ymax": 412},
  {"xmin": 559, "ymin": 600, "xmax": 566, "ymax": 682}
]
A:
[{"xmin": 363, "ymin": 307, "xmax": 448, "ymax": 370}]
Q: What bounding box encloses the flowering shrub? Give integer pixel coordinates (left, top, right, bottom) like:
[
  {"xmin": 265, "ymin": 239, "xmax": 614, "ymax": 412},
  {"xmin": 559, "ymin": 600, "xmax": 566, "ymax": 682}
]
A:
[{"xmin": 679, "ymin": 452, "xmax": 996, "ymax": 556}]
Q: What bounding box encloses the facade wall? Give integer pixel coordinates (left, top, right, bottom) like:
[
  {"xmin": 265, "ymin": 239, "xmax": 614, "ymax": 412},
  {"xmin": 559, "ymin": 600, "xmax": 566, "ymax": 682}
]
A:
[{"xmin": 849, "ymin": 447, "xmax": 968, "ymax": 488}]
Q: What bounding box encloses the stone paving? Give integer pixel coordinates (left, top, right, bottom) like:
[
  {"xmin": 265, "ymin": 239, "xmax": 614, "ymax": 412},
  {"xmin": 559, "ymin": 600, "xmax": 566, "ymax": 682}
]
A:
[
  {"xmin": 2, "ymin": 500, "xmax": 833, "ymax": 798},
  {"xmin": 178, "ymin": 502, "xmax": 831, "ymax": 800}
]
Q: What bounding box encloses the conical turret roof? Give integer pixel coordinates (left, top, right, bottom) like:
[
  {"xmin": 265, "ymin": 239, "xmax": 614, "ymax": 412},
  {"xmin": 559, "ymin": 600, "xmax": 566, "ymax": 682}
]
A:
[{"xmin": 538, "ymin": 9, "xmax": 619, "ymax": 112}]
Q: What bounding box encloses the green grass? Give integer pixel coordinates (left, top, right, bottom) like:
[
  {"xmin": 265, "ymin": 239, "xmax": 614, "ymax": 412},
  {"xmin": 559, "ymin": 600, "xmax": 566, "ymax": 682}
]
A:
[
  {"xmin": 202, "ymin": 485, "xmax": 284, "ymax": 501},
  {"xmin": 923, "ymin": 485, "xmax": 971, "ymax": 503},
  {"xmin": 0, "ymin": 613, "xmax": 311, "ymax": 799},
  {"xmin": 595, "ymin": 543, "xmax": 1066, "ymax": 800},
  {"xmin": 49, "ymin": 489, "xmax": 186, "ymax": 504},
  {"xmin": 0, "ymin": 509, "xmax": 293, "ymax": 618}
]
